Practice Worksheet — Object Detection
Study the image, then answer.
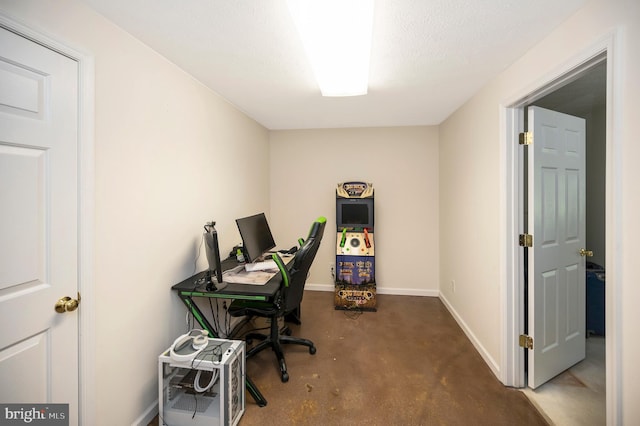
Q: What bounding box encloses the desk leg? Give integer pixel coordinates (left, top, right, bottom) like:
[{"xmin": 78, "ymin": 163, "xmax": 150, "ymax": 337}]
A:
[
  {"xmin": 245, "ymin": 375, "xmax": 267, "ymax": 407},
  {"xmin": 178, "ymin": 295, "xmax": 268, "ymax": 407},
  {"xmin": 179, "ymin": 296, "xmax": 217, "ymax": 336}
]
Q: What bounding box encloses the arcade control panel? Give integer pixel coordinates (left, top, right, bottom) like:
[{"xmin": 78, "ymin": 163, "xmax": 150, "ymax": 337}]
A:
[{"xmin": 336, "ymin": 228, "xmax": 374, "ymax": 256}]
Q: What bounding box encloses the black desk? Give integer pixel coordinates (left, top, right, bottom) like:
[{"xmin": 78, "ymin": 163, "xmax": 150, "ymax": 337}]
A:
[
  {"xmin": 173, "ymin": 258, "xmax": 281, "ymax": 317},
  {"xmin": 172, "ymin": 256, "xmax": 282, "ymax": 407}
]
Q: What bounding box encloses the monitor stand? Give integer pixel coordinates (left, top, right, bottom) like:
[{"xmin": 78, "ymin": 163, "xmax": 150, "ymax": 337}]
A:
[{"xmin": 205, "ymin": 270, "xmax": 227, "ymax": 292}]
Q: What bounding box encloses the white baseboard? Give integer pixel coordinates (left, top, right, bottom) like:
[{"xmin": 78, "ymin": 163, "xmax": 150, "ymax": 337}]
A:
[
  {"xmin": 305, "ymin": 283, "xmax": 334, "ymax": 292},
  {"xmin": 438, "ymin": 292, "xmax": 501, "ymax": 378},
  {"xmin": 131, "ymin": 400, "xmax": 157, "ymax": 426},
  {"xmin": 305, "ymin": 283, "xmax": 439, "ymax": 298},
  {"xmin": 377, "ymin": 287, "xmax": 439, "ymax": 297}
]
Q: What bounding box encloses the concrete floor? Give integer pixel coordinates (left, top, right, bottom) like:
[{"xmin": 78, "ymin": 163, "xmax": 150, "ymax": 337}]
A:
[
  {"xmin": 152, "ymin": 290, "xmax": 549, "ymax": 425},
  {"xmin": 228, "ymin": 291, "xmax": 547, "ymax": 426},
  {"xmin": 523, "ymin": 336, "xmax": 606, "ymax": 425}
]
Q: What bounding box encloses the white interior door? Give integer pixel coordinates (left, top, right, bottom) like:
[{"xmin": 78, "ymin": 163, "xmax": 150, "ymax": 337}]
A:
[
  {"xmin": 527, "ymin": 106, "xmax": 586, "ymax": 389},
  {"xmin": 0, "ymin": 26, "xmax": 79, "ymax": 422}
]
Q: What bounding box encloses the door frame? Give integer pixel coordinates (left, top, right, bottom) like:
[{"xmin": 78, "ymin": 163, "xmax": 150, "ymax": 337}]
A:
[
  {"xmin": 0, "ymin": 13, "xmax": 96, "ymax": 425},
  {"xmin": 500, "ymin": 31, "xmax": 622, "ymax": 424}
]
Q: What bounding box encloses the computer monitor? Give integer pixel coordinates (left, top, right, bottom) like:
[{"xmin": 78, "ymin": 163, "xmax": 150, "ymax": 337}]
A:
[
  {"xmin": 336, "ymin": 198, "xmax": 374, "ymax": 231},
  {"xmin": 235, "ymin": 213, "xmax": 276, "ymax": 263},
  {"xmin": 203, "ymin": 222, "xmax": 223, "ymax": 287}
]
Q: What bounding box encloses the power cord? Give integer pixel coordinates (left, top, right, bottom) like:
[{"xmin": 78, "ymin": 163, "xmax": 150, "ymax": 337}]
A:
[
  {"xmin": 189, "ymin": 345, "xmax": 223, "ymax": 398},
  {"xmin": 193, "ymin": 369, "xmax": 219, "ymax": 393},
  {"xmin": 193, "ymin": 233, "xmax": 205, "ymax": 276}
]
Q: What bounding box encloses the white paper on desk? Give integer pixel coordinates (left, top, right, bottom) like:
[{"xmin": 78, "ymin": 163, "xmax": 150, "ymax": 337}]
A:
[
  {"xmin": 245, "ymin": 259, "xmax": 278, "ymax": 272},
  {"xmin": 223, "ymin": 268, "xmax": 276, "ymax": 285},
  {"xmin": 224, "ymin": 255, "xmax": 294, "ymax": 285}
]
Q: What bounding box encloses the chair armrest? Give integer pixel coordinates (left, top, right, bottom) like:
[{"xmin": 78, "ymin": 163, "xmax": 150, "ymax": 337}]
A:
[{"xmin": 270, "ymin": 252, "xmax": 292, "ymax": 288}]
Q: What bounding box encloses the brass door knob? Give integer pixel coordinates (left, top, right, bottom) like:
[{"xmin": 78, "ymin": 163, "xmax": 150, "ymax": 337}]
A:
[
  {"xmin": 579, "ymin": 248, "xmax": 594, "ymax": 257},
  {"xmin": 55, "ymin": 293, "xmax": 81, "ymax": 313}
]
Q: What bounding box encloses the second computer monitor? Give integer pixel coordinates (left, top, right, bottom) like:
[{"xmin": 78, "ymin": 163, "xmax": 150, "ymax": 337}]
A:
[{"xmin": 236, "ymin": 212, "xmax": 276, "ymax": 263}]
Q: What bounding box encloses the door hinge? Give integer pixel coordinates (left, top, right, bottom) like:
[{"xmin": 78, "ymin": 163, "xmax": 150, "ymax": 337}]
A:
[
  {"xmin": 519, "ymin": 334, "xmax": 533, "ymax": 350},
  {"xmin": 519, "ymin": 233, "xmax": 533, "ymax": 247},
  {"xmin": 519, "ymin": 132, "xmax": 532, "ymax": 145}
]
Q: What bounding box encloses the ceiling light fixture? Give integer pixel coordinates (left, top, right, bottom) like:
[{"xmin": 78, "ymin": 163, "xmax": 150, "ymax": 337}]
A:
[{"xmin": 287, "ymin": 0, "xmax": 375, "ymax": 97}]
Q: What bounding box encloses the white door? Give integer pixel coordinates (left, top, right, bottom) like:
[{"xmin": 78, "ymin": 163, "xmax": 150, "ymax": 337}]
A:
[
  {"xmin": 527, "ymin": 106, "xmax": 586, "ymax": 389},
  {"xmin": 0, "ymin": 26, "xmax": 79, "ymax": 423}
]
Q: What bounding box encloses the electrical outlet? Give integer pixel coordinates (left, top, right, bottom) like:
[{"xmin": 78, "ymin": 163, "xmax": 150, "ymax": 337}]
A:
[
  {"xmin": 451, "ymin": 279, "xmax": 456, "ymax": 293},
  {"xmin": 329, "ymin": 263, "xmax": 335, "ymax": 279}
]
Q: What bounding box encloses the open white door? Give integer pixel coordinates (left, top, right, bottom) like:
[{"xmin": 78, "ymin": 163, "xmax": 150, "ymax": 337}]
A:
[
  {"xmin": 527, "ymin": 106, "xmax": 587, "ymax": 389},
  {"xmin": 0, "ymin": 26, "xmax": 80, "ymax": 422}
]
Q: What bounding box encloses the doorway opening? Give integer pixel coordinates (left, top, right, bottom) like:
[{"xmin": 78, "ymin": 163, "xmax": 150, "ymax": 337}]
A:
[
  {"xmin": 502, "ymin": 35, "xmax": 621, "ymax": 425},
  {"xmin": 521, "ymin": 60, "xmax": 606, "ymax": 425}
]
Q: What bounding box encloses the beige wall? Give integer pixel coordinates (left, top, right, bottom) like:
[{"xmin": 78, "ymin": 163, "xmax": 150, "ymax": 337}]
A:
[
  {"xmin": 0, "ymin": 1, "xmax": 269, "ymax": 424},
  {"xmin": 439, "ymin": 0, "xmax": 640, "ymax": 422},
  {"xmin": 439, "ymin": 90, "xmax": 503, "ymax": 371},
  {"xmin": 269, "ymin": 127, "xmax": 439, "ymax": 295}
]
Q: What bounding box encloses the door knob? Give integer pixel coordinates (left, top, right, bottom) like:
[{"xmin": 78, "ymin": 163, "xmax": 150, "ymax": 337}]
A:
[
  {"xmin": 55, "ymin": 293, "xmax": 81, "ymax": 313},
  {"xmin": 579, "ymin": 248, "xmax": 594, "ymax": 257}
]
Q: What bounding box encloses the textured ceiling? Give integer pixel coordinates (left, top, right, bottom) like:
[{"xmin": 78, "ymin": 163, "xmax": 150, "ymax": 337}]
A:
[
  {"xmin": 533, "ymin": 61, "xmax": 606, "ymax": 118},
  {"xmin": 81, "ymin": 0, "xmax": 587, "ymax": 130}
]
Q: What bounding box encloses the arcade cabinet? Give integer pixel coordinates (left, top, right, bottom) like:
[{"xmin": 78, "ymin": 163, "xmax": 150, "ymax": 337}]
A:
[{"xmin": 334, "ymin": 182, "xmax": 377, "ymax": 311}]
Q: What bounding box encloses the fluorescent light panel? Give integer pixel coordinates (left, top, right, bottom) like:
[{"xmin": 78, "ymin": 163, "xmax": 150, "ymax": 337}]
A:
[{"xmin": 287, "ymin": 0, "xmax": 374, "ymax": 97}]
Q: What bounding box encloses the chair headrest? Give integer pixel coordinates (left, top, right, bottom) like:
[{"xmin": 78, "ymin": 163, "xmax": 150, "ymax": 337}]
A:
[{"xmin": 308, "ymin": 217, "xmax": 326, "ymax": 241}]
